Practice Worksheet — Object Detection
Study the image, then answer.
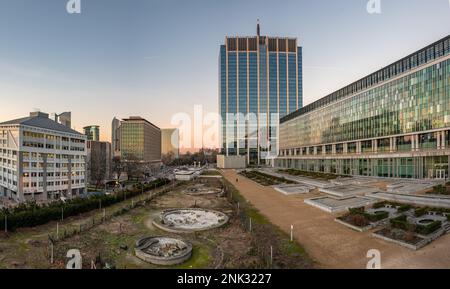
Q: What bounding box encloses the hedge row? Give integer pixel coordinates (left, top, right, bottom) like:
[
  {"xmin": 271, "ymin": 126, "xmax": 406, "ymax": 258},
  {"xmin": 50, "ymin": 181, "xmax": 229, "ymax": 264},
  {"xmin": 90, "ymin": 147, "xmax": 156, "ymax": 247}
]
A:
[
  {"xmin": 366, "ymin": 211, "xmax": 389, "ymax": 222},
  {"xmin": 0, "ymin": 178, "xmax": 170, "ymax": 231},
  {"xmin": 372, "ymin": 201, "xmax": 411, "ymax": 212},
  {"xmin": 390, "ymin": 215, "xmax": 412, "ymax": 231},
  {"xmin": 279, "ymin": 169, "xmax": 346, "ymax": 180},
  {"xmin": 416, "ymin": 221, "xmax": 442, "ymax": 235}
]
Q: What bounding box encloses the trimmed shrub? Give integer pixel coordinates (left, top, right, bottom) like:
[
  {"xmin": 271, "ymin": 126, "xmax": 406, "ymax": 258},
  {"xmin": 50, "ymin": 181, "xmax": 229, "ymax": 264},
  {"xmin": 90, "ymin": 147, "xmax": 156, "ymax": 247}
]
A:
[
  {"xmin": 372, "ymin": 202, "xmax": 387, "ymax": 209},
  {"xmin": 398, "ymin": 204, "xmax": 412, "ymax": 212},
  {"xmin": 414, "ymin": 207, "xmax": 428, "ymax": 217},
  {"xmin": 366, "ymin": 211, "xmax": 389, "ymax": 222},
  {"xmin": 432, "ymin": 185, "xmax": 448, "ymax": 195}
]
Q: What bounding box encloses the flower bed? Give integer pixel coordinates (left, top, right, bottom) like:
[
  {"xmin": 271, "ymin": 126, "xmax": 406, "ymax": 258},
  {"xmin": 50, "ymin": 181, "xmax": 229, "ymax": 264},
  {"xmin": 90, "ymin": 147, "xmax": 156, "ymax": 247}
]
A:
[
  {"xmin": 373, "ymin": 228, "xmax": 424, "ymax": 248},
  {"xmin": 336, "ymin": 206, "xmax": 390, "ymax": 231}
]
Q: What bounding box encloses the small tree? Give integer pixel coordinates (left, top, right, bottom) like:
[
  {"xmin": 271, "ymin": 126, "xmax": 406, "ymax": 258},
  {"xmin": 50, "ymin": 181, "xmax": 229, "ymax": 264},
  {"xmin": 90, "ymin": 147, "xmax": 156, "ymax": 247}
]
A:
[{"xmin": 112, "ymin": 156, "xmax": 123, "ymax": 181}]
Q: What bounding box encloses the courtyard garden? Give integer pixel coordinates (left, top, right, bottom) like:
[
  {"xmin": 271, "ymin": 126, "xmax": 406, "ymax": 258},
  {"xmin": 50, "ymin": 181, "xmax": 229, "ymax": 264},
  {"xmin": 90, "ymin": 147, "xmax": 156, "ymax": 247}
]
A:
[{"xmin": 370, "ymin": 203, "xmax": 449, "ymax": 249}]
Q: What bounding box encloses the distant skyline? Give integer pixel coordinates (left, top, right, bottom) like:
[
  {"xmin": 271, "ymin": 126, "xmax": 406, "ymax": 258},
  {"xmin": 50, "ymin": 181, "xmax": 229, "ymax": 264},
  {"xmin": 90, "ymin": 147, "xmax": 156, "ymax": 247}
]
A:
[{"xmin": 1, "ymin": 0, "xmax": 449, "ymax": 149}]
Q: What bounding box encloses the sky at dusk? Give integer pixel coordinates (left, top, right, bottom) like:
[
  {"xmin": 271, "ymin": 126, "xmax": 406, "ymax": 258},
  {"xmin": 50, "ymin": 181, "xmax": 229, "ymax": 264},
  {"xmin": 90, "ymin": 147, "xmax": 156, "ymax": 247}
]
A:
[{"xmin": 1, "ymin": 0, "xmax": 449, "ymax": 149}]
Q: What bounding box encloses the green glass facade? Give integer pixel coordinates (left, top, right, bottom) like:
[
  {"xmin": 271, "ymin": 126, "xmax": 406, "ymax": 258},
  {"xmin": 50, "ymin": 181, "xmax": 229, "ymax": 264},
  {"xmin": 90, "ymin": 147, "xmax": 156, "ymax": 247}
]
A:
[
  {"xmin": 281, "ymin": 58, "xmax": 450, "ymax": 147},
  {"xmin": 119, "ymin": 117, "xmax": 161, "ymax": 164},
  {"xmin": 121, "ymin": 122, "xmax": 145, "ymax": 160},
  {"xmin": 277, "ymin": 36, "xmax": 450, "ymax": 179}
]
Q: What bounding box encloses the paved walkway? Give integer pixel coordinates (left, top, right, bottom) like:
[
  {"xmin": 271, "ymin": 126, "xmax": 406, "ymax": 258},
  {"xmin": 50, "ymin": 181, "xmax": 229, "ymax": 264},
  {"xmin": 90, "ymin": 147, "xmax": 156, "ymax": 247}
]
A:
[{"xmin": 222, "ymin": 169, "xmax": 450, "ymax": 269}]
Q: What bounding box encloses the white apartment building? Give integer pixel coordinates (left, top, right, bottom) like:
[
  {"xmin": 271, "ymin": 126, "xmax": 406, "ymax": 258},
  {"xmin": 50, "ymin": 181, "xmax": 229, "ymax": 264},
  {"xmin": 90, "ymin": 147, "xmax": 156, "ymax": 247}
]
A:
[{"xmin": 0, "ymin": 112, "xmax": 87, "ymax": 203}]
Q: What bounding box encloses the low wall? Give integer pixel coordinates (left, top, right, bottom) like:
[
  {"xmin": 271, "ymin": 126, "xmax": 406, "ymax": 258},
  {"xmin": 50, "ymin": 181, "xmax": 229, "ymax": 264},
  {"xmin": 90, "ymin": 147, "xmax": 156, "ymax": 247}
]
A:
[
  {"xmin": 368, "ymin": 192, "xmax": 450, "ymax": 209},
  {"xmin": 217, "ymin": 155, "xmax": 246, "ymax": 169}
]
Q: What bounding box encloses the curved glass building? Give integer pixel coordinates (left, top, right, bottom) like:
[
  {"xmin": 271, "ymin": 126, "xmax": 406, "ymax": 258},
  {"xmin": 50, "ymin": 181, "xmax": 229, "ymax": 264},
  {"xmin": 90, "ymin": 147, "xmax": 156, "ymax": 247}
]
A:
[{"xmin": 277, "ymin": 35, "xmax": 450, "ymax": 179}]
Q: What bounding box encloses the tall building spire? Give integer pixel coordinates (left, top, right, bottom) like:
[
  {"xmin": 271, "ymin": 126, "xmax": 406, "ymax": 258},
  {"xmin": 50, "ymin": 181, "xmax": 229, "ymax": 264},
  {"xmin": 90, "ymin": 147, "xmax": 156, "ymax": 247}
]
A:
[{"xmin": 257, "ymin": 19, "xmax": 260, "ymax": 37}]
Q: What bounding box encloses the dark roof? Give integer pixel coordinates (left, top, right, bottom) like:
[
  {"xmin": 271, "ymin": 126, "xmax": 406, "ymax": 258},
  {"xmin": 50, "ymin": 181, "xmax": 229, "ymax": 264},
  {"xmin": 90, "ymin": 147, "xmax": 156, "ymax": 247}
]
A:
[
  {"xmin": 0, "ymin": 115, "xmax": 83, "ymax": 136},
  {"xmin": 121, "ymin": 117, "xmax": 160, "ymax": 131}
]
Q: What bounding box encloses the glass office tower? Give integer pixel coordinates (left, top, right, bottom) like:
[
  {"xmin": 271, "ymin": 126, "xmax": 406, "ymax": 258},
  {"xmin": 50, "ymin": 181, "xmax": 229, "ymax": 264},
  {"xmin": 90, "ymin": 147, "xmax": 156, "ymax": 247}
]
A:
[
  {"xmin": 219, "ymin": 24, "xmax": 303, "ymax": 165},
  {"xmin": 277, "ymin": 35, "xmax": 450, "ymax": 179},
  {"xmin": 83, "ymin": 125, "xmax": 100, "ymax": 141}
]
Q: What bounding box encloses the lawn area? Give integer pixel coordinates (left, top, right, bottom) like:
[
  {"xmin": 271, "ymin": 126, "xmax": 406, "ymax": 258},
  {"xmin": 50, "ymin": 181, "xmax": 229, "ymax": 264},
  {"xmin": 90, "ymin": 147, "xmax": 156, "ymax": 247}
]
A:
[{"xmin": 201, "ymin": 170, "xmax": 222, "ymax": 176}]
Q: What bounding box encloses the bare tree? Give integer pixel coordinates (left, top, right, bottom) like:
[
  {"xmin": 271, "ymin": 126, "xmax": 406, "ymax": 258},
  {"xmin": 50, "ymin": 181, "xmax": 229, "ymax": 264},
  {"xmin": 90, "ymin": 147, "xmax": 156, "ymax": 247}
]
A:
[
  {"xmin": 122, "ymin": 154, "xmax": 144, "ymax": 181},
  {"xmin": 112, "ymin": 156, "xmax": 123, "ymax": 181},
  {"xmin": 162, "ymin": 151, "xmax": 175, "ymax": 165},
  {"xmin": 87, "ymin": 143, "xmax": 108, "ymax": 189}
]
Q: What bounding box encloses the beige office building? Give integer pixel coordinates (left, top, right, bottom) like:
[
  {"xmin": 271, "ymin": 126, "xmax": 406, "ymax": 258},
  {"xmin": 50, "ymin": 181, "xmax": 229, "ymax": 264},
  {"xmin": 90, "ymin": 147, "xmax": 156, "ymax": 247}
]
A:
[
  {"xmin": 0, "ymin": 112, "xmax": 86, "ymax": 203},
  {"xmin": 112, "ymin": 116, "xmax": 162, "ymax": 168}
]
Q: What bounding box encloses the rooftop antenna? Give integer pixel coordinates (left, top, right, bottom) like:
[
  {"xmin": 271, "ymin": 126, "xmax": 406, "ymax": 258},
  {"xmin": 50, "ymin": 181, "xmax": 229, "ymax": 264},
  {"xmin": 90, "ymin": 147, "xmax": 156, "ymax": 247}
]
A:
[{"xmin": 257, "ymin": 19, "xmax": 260, "ymax": 37}]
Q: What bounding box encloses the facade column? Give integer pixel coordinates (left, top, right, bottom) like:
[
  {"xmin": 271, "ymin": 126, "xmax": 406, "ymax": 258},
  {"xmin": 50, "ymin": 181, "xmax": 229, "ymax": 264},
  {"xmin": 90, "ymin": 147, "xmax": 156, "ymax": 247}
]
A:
[
  {"xmin": 332, "ymin": 144, "xmax": 336, "ymax": 155},
  {"xmin": 415, "ymin": 134, "xmax": 420, "ymax": 151},
  {"xmin": 356, "ymin": 141, "xmax": 361, "ymax": 154},
  {"xmin": 18, "ymin": 151, "xmax": 24, "ymax": 202},
  {"xmin": 322, "ymin": 145, "xmax": 326, "ymax": 156},
  {"xmin": 42, "ymin": 153, "xmax": 48, "ymax": 201},
  {"xmin": 343, "ymin": 143, "xmax": 348, "ymax": 154},
  {"xmin": 441, "ymin": 131, "xmax": 446, "ymax": 150},
  {"xmin": 437, "ymin": 132, "xmax": 442, "ymax": 150}
]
